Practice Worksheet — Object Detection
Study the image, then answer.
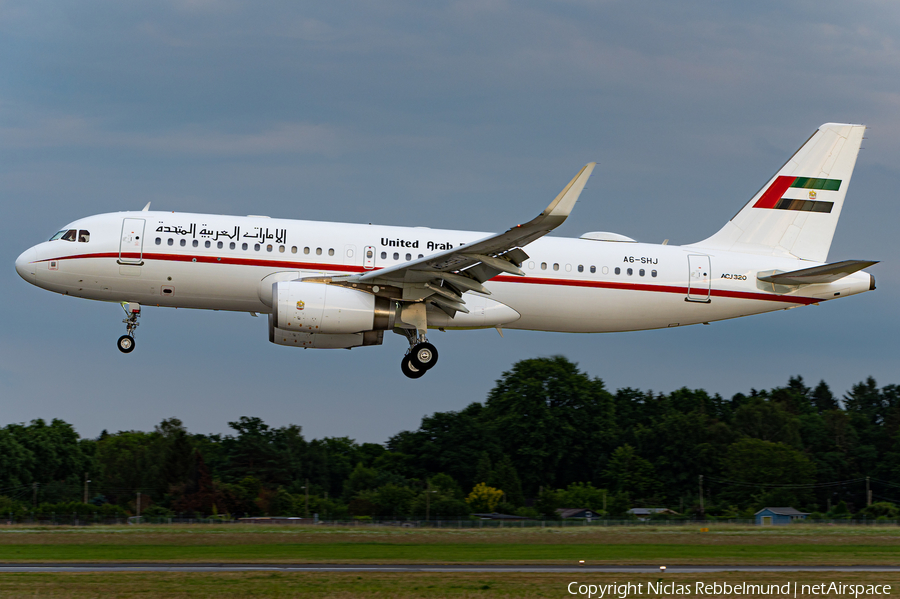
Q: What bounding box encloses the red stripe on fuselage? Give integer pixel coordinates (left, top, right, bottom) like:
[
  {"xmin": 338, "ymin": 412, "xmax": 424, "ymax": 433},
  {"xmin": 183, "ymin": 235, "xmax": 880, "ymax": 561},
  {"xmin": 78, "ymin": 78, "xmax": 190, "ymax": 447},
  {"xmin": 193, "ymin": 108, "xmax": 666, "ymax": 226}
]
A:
[
  {"xmin": 753, "ymin": 175, "xmax": 797, "ymax": 209},
  {"xmin": 491, "ymin": 275, "xmax": 819, "ymax": 305},
  {"xmin": 39, "ymin": 252, "xmax": 821, "ymax": 306}
]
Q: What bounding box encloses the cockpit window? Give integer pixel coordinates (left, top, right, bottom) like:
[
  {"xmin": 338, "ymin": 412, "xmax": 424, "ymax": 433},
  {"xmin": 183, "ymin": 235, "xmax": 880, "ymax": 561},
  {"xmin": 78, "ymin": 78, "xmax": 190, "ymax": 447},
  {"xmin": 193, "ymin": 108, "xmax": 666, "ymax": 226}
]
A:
[
  {"xmin": 49, "ymin": 230, "xmax": 67, "ymax": 241},
  {"xmin": 78, "ymin": 230, "xmax": 90, "ymax": 243},
  {"xmin": 61, "ymin": 229, "xmax": 78, "ymax": 242}
]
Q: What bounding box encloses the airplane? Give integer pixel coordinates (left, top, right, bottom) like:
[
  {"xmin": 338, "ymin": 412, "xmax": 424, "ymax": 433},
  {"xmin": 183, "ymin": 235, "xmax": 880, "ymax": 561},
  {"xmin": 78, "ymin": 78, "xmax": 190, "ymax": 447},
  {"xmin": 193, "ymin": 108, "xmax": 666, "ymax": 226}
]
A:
[{"xmin": 15, "ymin": 123, "xmax": 877, "ymax": 378}]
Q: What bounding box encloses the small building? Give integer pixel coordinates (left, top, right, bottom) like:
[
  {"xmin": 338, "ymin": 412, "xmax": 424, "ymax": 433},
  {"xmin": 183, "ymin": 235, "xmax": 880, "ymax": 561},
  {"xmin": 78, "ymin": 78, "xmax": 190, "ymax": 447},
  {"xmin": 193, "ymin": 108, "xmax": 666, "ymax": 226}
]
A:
[
  {"xmin": 556, "ymin": 508, "xmax": 601, "ymax": 520},
  {"xmin": 627, "ymin": 508, "xmax": 679, "ymax": 520},
  {"xmin": 755, "ymin": 507, "xmax": 808, "ymax": 525}
]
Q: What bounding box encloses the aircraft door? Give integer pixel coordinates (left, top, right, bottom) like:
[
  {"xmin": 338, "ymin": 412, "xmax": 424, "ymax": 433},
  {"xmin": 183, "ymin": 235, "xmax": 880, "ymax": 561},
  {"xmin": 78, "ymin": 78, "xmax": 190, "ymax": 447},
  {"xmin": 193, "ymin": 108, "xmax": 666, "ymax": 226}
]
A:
[
  {"xmin": 119, "ymin": 218, "xmax": 146, "ymax": 265},
  {"xmin": 686, "ymin": 255, "xmax": 711, "ymax": 302},
  {"xmin": 363, "ymin": 245, "xmax": 376, "ymax": 270}
]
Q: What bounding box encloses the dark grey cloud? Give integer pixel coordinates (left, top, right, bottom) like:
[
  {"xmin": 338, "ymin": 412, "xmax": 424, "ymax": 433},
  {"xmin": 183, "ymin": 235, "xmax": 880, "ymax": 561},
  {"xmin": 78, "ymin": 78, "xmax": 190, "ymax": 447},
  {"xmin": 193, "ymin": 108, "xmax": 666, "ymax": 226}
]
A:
[{"xmin": 3, "ymin": 0, "xmax": 899, "ymax": 442}]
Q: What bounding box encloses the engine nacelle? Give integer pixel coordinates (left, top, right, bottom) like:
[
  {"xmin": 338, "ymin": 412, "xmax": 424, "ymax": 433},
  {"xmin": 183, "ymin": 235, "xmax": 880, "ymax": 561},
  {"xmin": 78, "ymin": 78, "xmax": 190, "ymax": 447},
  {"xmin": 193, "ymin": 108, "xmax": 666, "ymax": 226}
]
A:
[
  {"xmin": 269, "ymin": 313, "xmax": 384, "ymax": 349},
  {"xmin": 272, "ymin": 281, "xmax": 396, "ymax": 335}
]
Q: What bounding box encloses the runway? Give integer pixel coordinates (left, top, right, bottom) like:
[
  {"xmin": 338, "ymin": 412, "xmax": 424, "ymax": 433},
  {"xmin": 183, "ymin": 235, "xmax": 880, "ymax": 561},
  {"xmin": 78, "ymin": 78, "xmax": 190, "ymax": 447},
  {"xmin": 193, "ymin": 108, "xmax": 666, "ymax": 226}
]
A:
[{"xmin": 1, "ymin": 564, "xmax": 899, "ymax": 573}]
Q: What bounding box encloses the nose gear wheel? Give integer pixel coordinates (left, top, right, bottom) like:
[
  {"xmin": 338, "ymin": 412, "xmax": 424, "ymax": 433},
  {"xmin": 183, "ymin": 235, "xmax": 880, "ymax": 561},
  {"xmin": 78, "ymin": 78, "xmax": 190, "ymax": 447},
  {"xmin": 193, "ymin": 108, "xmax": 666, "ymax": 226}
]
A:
[{"xmin": 117, "ymin": 335, "xmax": 136, "ymax": 353}]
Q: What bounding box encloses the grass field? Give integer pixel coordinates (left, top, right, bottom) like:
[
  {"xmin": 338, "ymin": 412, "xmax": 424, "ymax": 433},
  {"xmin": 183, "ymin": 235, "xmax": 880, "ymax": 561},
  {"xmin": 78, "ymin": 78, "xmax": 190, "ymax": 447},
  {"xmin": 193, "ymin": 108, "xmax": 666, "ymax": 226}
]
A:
[
  {"xmin": 0, "ymin": 571, "xmax": 896, "ymax": 598},
  {"xmin": 1, "ymin": 526, "xmax": 898, "ymax": 597},
  {"xmin": 0, "ymin": 524, "xmax": 898, "ymax": 564}
]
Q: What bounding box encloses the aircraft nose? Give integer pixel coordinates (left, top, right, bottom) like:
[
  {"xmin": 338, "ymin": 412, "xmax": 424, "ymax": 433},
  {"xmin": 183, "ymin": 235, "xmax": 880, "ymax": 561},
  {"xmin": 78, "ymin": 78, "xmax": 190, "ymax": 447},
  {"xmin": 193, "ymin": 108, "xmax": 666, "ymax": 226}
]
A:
[{"xmin": 15, "ymin": 247, "xmax": 37, "ymax": 281}]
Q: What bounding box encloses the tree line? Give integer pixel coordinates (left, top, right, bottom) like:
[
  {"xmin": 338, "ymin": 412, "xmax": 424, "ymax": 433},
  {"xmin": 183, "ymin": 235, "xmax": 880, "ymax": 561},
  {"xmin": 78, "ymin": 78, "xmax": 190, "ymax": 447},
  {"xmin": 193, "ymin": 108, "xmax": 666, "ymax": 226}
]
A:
[{"xmin": 1, "ymin": 356, "xmax": 898, "ymax": 521}]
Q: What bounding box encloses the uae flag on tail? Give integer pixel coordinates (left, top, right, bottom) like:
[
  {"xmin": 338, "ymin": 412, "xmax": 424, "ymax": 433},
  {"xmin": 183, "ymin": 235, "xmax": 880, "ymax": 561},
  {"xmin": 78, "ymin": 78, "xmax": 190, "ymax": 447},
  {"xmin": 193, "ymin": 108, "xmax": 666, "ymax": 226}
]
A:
[{"xmin": 753, "ymin": 176, "xmax": 841, "ymax": 213}]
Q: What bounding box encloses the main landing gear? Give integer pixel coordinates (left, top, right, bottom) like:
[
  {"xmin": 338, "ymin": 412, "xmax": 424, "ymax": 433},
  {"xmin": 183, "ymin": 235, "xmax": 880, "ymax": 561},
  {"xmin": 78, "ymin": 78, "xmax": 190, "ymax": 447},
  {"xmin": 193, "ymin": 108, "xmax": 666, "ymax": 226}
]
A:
[
  {"xmin": 398, "ymin": 329, "xmax": 439, "ymax": 379},
  {"xmin": 117, "ymin": 302, "xmax": 141, "ymax": 354}
]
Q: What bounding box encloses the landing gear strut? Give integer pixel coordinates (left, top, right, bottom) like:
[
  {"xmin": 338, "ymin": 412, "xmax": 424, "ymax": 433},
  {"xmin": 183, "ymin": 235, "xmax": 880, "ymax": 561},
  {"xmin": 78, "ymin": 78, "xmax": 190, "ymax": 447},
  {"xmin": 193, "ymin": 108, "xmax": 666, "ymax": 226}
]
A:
[
  {"xmin": 398, "ymin": 328, "xmax": 439, "ymax": 379},
  {"xmin": 118, "ymin": 302, "xmax": 141, "ymax": 354}
]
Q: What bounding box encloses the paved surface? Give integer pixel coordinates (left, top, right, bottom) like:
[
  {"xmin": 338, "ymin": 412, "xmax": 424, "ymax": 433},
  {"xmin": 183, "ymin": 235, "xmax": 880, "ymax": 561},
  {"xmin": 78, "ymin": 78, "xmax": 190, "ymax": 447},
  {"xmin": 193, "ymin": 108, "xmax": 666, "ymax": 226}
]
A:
[{"xmin": 1, "ymin": 564, "xmax": 899, "ymax": 573}]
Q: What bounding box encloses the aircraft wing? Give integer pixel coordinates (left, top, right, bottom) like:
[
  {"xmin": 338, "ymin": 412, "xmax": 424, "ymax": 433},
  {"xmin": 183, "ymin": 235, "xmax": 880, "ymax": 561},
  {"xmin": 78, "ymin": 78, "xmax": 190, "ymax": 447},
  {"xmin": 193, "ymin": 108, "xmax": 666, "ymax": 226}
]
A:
[
  {"xmin": 335, "ymin": 163, "xmax": 596, "ymax": 315},
  {"xmin": 757, "ymin": 259, "xmax": 877, "ymax": 285}
]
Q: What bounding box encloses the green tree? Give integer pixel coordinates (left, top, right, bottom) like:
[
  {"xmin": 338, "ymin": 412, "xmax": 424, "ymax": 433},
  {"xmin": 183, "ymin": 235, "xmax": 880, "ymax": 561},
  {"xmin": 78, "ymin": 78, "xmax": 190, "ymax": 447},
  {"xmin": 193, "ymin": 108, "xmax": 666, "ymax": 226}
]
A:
[
  {"xmin": 343, "ymin": 463, "xmax": 380, "ymax": 500},
  {"xmin": 732, "ymin": 397, "xmax": 802, "ymax": 447},
  {"xmin": 812, "ymin": 381, "xmax": 838, "ymax": 412},
  {"xmin": 221, "ymin": 417, "xmax": 285, "ymax": 484},
  {"xmin": 556, "ymin": 482, "xmax": 607, "ymax": 512},
  {"xmin": 720, "ymin": 438, "xmax": 816, "ymax": 508},
  {"xmin": 387, "ymin": 403, "xmax": 493, "ymax": 492},
  {"xmin": 488, "ymin": 455, "xmax": 524, "ymax": 506},
  {"xmin": 603, "ymin": 444, "xmax": 658, "ymax": 500},
  {"xmin": 474, "ymin": 452, "xmax": 492, "ymax": 486},
  {"xmin": 481, "ymin": 356, "xmax": 616, "ymax": 494},
  {"xmin": 0, "ymin": 430, "xmax": 35, "ymax": 490},
  {"xmin": 155, "ymin": 418, "xmax": 194, "ymax": 497},
  {"xmin": 95, "ymin": 430, "xmax": 159, "ymax": 505},
  {"xmin": 373, "ymin": 483, "xmax": 417, "ymax": 519}
]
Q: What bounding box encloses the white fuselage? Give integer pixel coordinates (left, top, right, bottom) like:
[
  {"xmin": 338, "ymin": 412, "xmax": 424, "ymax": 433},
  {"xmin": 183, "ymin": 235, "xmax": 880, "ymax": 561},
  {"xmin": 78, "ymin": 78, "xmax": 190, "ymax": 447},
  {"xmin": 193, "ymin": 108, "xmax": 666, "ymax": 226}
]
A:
[{"xmin": 15, "ymin": 210, "xmax": 874, "ymax": 334}]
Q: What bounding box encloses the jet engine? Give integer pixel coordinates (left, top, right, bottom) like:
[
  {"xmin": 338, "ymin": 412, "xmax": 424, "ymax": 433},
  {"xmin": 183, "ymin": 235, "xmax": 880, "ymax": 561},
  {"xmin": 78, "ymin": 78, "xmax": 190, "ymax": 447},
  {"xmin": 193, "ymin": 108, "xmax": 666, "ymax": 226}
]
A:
[{"xmin": 268, "ymin": 281, "xmax": 396, "ymax": 349}]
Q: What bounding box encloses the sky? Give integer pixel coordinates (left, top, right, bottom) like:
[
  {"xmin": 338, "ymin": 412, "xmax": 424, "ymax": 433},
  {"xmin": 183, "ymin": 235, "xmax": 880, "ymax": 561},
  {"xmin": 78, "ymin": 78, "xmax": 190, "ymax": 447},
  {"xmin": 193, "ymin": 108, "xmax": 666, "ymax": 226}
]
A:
[{"xmin": 3, "ymin": 0, "xmax": 900, "ymax": 444}]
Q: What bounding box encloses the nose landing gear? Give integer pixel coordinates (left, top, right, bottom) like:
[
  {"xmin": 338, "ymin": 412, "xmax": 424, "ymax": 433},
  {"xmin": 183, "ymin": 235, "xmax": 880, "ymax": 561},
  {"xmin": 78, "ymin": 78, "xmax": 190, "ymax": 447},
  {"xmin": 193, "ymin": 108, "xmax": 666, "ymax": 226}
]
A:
[{"xmin": 118, "ymin": 302, "xmax": 141, "ymax": 354}]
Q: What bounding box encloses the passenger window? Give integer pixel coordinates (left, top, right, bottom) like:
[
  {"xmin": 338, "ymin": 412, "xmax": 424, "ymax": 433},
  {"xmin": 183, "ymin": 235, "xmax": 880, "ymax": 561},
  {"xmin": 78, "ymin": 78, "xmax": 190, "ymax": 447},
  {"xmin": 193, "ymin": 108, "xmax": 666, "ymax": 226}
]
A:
[
  {"xmin": 230, "ymin": 242, "xmax": 236, "ymax": 250},
  {"xmin": 304, "ymin": 247, "xmax": 310, "ymax": 255},
  {"xmin": 393, "ymin": 252, "xmax": 399, "ymax": 260},
  {"xmin": 180, "ymin": 239, "xmax": 186, "ymax": 247},
  {"xmin": 78, "ymin": 230, "xmax": 90, "ymax": 243},
  {"xmin": 541, "ymin": 262, "xmax": 547, "ymax": 270},
  {"xmin": 602, "ymin": 266, "xmax": 608, "ymax": 274},
  {"xmin": 62, "ymin": 229, "xmax": 77, "ymax": 242},
  {"xmin": 167, "ymin": 238, "xmax": 174, "ymax": 246},
  {"xmin": 418, "ymin": 254, "xmax": 423, "ymax": 259},
  {"xmin": 614, "ymin": 267, "xmax": 620, "ymax": 275},
  {"xmin": 242, "ymin": 242, "xmax": 248, "ymax": 250},
  {"xmin": 529, "ymin": 261, "xmax": 535, "ymax": 270},
  {"xmin": 328, "ymin": 248, "xmax": 335, "ymax": 256},
  {"xmin": 267, "ymin": 244, "xmax": 273, "ymax": 252},
  {"xmin": 405, "ymin": 253, "xmax": 411, "ymax": 261},
  {"xmin": 205, "ymin": 240, "xmax": 211, "ymax": 248},
  {"xmin": 651, "ymin": 270, "xmax": 657, "ymax": 277},
  {"xmin": 155, "ymin": 237, "xmax": 162, "ymax": 245},
  {"xmin": 591, "ymin": 266, "xmax": 597, "ymax": 274},
  {"xmin": 565, "ymin": 264, "xmax": 572, "ymax": 272},
  {"xmin": 639, "ymin": 269, "xmax": 645, "ymax": 276},
  {"xmin": 627, "ymin": 268, "xmax": 633, "ymax": 275},
  {"xmin": 381, "ymin": 251, "xmax": 387, "ymax": 259},
  {"xmin": 553, "ymin": 263, "xmax": 559, "ymax": 271},
  {"xmin": 316, "ymin": 248, "xmax": 322, "ymax": 255},
  {"xmin": 578, "ymin": 265, "xmax": 583, "ymax": 273},
  {"xmin": 193, "ymin": 240, "xmax": 199, "ymax": 248},
  {"xmin": 291, "ymin": 246, "xmax": 298, "ymax": 254},
  {"xmin": 366, "ymin": 249, "xmax": 373, "ymax": 258},
  {"xmin": 217, "ymin": 241, "xmax": 223, "ymax": 249},
  {"xmin": 254, "ymin": 243, "xmax": 261, "ymax": 251},
  {"xmin": 279, "ymin": 245, "xmax": 285, "ymax": 253}
]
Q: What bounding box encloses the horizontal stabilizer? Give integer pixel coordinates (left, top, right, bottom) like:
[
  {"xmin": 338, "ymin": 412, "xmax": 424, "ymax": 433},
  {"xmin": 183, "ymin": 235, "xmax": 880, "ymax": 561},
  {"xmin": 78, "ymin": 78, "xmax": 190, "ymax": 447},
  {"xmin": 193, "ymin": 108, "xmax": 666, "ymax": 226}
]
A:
[{"xmin": 757, "ymin": 260, "xmax": 877, "ymax": 285}]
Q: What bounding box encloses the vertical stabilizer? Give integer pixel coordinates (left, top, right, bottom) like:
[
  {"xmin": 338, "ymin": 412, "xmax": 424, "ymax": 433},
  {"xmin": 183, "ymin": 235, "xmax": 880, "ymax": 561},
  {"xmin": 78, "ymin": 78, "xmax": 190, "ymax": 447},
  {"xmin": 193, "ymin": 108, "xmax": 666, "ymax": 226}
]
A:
[{"xmin": 690, "ymin": 123, "xmax": 865, "ymax": 262}]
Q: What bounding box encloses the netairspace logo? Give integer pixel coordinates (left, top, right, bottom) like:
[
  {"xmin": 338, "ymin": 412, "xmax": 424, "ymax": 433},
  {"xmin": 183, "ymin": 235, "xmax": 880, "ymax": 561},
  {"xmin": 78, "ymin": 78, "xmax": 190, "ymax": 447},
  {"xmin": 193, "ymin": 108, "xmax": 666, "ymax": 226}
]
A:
[{"xmin": 566, "ymin": 582, "xmax": 893, "ymax": 598}]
